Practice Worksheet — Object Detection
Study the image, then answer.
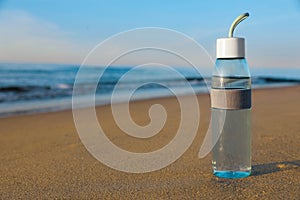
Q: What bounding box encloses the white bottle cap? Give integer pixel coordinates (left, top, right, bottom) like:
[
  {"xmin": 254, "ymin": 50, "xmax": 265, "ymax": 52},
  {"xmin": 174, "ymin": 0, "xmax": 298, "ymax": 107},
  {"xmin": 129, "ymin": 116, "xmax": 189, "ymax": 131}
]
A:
[
  {"xmin": 216, "ymin": 37, "xmax": 245, "ymax": 58},
  {"xmin": 216, "ymin": 13, "xmax": 249, "ymax": 59}
]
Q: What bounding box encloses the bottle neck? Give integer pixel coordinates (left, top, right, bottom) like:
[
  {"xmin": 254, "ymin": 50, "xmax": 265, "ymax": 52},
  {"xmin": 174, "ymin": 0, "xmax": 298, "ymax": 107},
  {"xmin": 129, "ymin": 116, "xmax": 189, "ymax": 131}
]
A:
[{"xmin": 214, "ymin": 57, "xmax": 250, "ymax": 78}]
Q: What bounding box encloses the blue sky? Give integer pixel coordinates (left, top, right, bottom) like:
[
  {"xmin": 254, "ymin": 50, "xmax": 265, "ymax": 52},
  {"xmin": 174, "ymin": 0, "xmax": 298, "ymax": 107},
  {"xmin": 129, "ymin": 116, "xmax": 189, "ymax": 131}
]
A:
[{"xmin": 0, "ymin": 0, "xmax": 299, "ymax": 67}]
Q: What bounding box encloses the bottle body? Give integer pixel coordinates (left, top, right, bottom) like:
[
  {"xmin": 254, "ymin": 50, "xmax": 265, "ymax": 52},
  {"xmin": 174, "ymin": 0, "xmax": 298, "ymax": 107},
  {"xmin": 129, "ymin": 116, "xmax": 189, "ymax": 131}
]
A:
[{"xmin": 211, "ymin": 58, "xmax": 251, "ymax": 178}]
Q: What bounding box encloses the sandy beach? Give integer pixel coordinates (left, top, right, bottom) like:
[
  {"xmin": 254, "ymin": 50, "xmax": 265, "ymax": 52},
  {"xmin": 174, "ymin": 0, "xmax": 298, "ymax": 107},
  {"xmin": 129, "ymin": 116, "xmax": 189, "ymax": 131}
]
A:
[{"xmin": 0, "ymin": 86, "xmax": 299, "ymax": 199}]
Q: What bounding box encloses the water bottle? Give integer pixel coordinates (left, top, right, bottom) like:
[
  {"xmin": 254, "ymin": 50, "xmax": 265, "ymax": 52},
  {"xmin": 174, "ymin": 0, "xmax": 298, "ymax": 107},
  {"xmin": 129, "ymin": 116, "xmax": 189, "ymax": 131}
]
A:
[{"xmin": 211, "ymin": 13, "xmax": 251, "ymax": 178}]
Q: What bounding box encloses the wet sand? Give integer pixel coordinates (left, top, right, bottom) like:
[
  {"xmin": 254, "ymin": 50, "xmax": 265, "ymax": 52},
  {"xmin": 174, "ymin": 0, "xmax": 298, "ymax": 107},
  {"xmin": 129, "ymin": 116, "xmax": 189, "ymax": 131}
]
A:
[{"xmin": 0, "ymin": 86, "xmax": 299, "ymax": 199}]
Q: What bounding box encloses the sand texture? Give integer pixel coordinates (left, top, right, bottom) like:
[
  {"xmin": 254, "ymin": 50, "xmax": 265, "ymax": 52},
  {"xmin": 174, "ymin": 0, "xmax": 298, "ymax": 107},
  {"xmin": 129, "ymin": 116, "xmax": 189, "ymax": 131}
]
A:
[{"xmin": 0, "ymin": 86, "xmax": 299, "ymax": 199}]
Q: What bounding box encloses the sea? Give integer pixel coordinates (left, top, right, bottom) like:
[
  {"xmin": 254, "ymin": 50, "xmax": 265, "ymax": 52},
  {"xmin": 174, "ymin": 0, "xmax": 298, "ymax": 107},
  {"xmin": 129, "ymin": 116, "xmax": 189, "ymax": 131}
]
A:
[{"xmin": 0, "ymin": 62, "xmax": 299, "ymax": 117}]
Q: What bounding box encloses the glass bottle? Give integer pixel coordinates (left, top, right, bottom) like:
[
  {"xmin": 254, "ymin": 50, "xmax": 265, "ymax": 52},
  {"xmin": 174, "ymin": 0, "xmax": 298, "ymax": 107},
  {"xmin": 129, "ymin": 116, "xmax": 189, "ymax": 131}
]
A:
[{"xmin": 211, "ymin": 13, "xmax": 251, "ymax": 178}]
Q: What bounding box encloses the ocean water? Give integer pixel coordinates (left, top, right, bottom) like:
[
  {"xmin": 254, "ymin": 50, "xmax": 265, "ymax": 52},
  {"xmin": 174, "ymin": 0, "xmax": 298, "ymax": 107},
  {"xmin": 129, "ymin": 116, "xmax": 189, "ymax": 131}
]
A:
[{"xmin": 0, "ymin": 63, "xmax": 299, "ymax": 117}]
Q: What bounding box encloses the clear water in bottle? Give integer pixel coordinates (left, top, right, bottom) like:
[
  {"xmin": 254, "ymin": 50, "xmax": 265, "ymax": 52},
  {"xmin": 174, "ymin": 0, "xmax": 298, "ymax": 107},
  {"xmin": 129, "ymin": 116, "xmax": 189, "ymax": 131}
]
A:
[{"xmin": 212, "ymin": 58, "xmax": 251, "ymax": 178}]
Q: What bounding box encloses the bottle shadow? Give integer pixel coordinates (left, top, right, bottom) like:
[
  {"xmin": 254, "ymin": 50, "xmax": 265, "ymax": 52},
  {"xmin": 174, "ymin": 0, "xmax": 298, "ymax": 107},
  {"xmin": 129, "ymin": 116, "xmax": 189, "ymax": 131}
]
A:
[{"xmin": 251, "ymin": 160, "xmax": 300, "ymax": 176}]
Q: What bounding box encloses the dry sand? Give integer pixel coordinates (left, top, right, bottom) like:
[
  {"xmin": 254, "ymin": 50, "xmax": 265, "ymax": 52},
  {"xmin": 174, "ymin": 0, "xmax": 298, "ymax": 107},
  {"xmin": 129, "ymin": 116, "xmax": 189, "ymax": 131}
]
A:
[{"xmin": 0, "ymin": 86, "xmax": 299, "ymax": 199}]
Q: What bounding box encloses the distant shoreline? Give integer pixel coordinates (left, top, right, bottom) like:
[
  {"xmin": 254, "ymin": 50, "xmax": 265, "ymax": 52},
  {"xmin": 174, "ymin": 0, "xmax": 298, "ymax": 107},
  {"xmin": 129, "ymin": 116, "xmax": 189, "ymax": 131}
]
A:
[
  {"xmin": 0, "ymin": 63, "xmax": 300, "ymax": 117},
  {"xmin": 1, "ymin": 84, "xmax": 299, "ymax": 118}
]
